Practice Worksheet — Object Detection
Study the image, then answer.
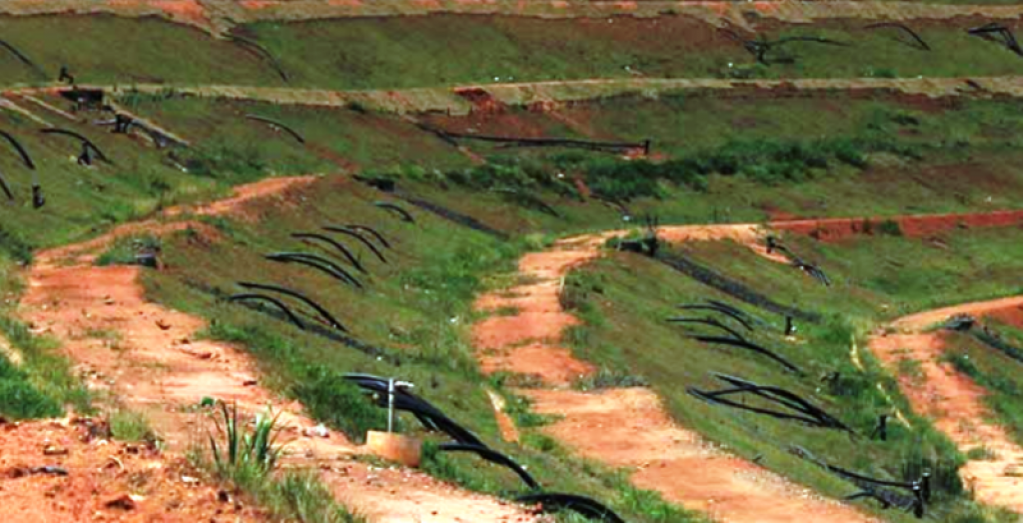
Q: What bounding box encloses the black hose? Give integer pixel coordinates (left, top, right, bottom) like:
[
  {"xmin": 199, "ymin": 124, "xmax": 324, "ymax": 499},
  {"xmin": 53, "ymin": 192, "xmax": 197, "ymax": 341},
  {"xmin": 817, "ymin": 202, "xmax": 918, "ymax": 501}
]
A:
[
  {"xmin": 265, "ymin": 252, "xmax": 362, "ymax": 289},
  {"xmin": 667, "ymin": 317, "xmax": 748, "ymax": 340},
  {"xmin": 0, "ymin": 130, "xmax": 35, "ymax": 169},
  {"xmin": 236, "ymin": 282, "xmax": 347, "ymax": 332},
  {"xmin": 375, "ymin": 201, "xmax": 415, "ymax": 223},
  {"xmin": 40, "ymin": 128, "xmax": 111, "ymax": 163},
  {"xmin": 343, "ymin": 374, "xmax": 484, "ymax": 446},
  {"xmin": 228, "ymin": 293, "xmax": 305, "ymax": 330},
  {"xmin": 516, "ymin": 493, "xmax": 625, "ymax": 523},
  {"xmin": 245, "ymin": 114, "xmax": 305, "ymax": 144},
  {"xmin": 693, "ymin": 335, "xmax": 802, "ymax": 374},
  {"xmin": 344, "ymin": 224, "xmax": 391, "ymax": 249},
  {"xmin": 436, "ymin": 443, "xmax": 539, "ymax": 489},
  {"xmin": 323, "ymin": 226, "xmax": 387, "ymax": 263},
  {"xmin": 291, "ymin": 232, "xmax": 368, "ymax": 274},
  {"xmin": 0, "ymin": 171, "xmax": 12, "ymax": 201},
  {"xmin": 677, "ymin": 304, "xmax": 754, "ymax": 331},
  {"xmin": 0, "ymin": 38, "xmax": 46, "ymax": 79},
  {"xmin": 227, "ymin": 35, "xmax": 289, "ymax": 82},
  {"xmin": 864, "ymin": 22, "xmax": 931, "ymax": 51}
]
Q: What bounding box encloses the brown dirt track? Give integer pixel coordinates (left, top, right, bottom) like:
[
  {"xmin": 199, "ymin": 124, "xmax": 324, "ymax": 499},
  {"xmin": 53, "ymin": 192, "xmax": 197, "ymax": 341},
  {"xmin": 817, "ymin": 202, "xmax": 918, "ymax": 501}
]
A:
[
  {"xmin": 474, "ymin": 210, "xmax": 1023, "ymax": 520},
  {"xmin": 870, "ymin": 298, "xmax": 1023, "ymax": 512},
  {"xmin": 472, "ymin": 225, "xmax": 876, "ymax": 523},
  {"xmin": 16, "ymin": 175, "xmax": 537, "ymax": 523}
]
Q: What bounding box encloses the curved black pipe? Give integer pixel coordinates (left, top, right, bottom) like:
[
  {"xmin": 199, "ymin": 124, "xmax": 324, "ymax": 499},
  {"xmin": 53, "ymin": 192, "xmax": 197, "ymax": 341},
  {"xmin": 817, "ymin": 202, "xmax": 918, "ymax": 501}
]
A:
[
  {"xmin": 374, "ymin": 201, "xmax": 415, "ymax": 223},
  {"xmin": 436, "ymin": 443, "xmax": 539, "ymax": 489},
  {"xmin": 345, "ymin": 224, "xmax": 391, "ymax": 249},
  {"xmin": 667, "ymin": 317, "xmax": 747, "ymax": 340},
  {"xmin": 323, "ymin": 226, "xmax": 387, "ymax": 263},
  {"xmin": 0, "ymin": 39, "xmax": 45, "ymax": 78},
  {"xmin": 265, "ymin": 252, "xmax": 362, "ymax": 289},
  {"xmin": 0, "ymin": 171, "xmax": 12, "ymax": 201},
  {"xmin": 864, "ymin": 22, "xmax": 930, "ymax": 51},
  {"xmin": 237, "ymin": 282, "xmax": 347, "ymax": 332},
  {"xmin": 228, "ymin": 293, "xmax": 306, "ymax": 330},
  {"xmin": 516, "ymin": 493, "xmax": 625, "ymax": 523},
  {"xmin": 693, "ymin": 335, "xmax": 802, "ymax": 374},
  {"xmin": 677, "ymin": 305, "xmax": 754, "ymax": 331},
  {"xmin": 245, "ymin": 114, "xmax": 305, "ymax": 144},
  {"xmin": 291, "ymin": 232, "xmax": 367, "ymax": 274},
  {"xmin": 0, "ymin": 130, "xmax": 35, "ymax": 170},
  {"xmin": 343, "ymin": 374, "xmax": 484, "ymax": 446},
  {"xmin": 227, "ymin": 35, "xmax": 289, "ymax": 82},
  {"xmin": 40, "ymin": 128, "xmax": 111, "ymax": 163}
]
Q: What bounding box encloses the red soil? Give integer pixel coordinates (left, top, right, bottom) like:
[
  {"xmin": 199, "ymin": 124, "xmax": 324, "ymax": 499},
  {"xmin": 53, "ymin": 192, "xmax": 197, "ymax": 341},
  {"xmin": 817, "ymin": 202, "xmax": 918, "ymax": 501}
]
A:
[
  {"xmin": 870, "ymin": 297, "xmax": 1023, "ymax": 512},
  {"xmin": 17, "ymin": 176, "xmax": 537, "ymax": 523},
  {"xmin": 527, "ymin": 388, "xmax": 871, "ymax": 523},
  {"xmin": 773, "ymin": 210, "xmax": 1023, "ymax": 242},
  {"xmin": 0, "ymin": 416, "xmax": 267, "ymax": 522},
  {"xmin": 471, "ymin": 224, "xmax": 872, "ymax": 522}
]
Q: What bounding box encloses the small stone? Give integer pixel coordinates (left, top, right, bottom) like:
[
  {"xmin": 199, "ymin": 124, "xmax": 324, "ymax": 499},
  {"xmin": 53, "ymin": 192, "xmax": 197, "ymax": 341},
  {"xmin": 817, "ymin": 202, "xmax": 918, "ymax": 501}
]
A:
[
  {"xmin": 43, "ymin": 445, "xmax": 68, "ymax": 456},
  {"xmin": 104, "ymin": 494, "xmax": 135, "ymax": 511}
]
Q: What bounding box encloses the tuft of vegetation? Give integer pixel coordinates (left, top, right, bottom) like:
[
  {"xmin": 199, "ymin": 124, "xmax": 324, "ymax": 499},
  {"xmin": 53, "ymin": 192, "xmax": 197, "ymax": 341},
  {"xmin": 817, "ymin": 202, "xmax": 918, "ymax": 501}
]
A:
[
  {"xmin": 96, "ymin": 235, "xmax": 162, "ymax": 266},
  {"xmin": 109, "ymin": 409, "xmax": 156, "ymax": 443},
  {"xmin": 209, "ymin": 401, "xmax": 284, "ymax": 482},
  {"xmin": 573, "ymin": 368, "xmax": 649, "ymax": 391}
]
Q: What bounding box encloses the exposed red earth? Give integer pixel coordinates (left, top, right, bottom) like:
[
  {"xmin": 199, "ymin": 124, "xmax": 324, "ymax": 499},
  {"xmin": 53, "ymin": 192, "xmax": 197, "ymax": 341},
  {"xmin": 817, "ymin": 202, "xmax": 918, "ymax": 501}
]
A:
[
  {"xmin": 870, "ymin": 297, "xmax": 1023, "ymax": 512},
  {"xmin": 16, "ymin": 176, "xmax": 538, "ymax": 523},
  {"xmin": 473, "ymin": 209, "xmax": 1023, "ymax": 521},
  {"xmin": 0, "ymin": 416, "xmax": 269, "ymax": 522},
  {"xmin": 472, "ymin": 225, "xmax": 876, "ymax": 523}
]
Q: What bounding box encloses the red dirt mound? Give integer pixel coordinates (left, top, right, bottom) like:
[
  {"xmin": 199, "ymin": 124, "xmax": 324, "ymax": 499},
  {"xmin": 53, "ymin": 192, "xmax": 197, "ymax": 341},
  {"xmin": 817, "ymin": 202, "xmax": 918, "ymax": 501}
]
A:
[{"xmin": 0, "ymin": 416, "xmax": 266, "ymax": 522}]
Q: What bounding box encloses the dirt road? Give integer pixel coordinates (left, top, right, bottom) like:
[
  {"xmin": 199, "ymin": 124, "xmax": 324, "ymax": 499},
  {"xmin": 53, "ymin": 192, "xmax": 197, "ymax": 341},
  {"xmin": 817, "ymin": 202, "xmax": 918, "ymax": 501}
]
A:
[
  {"xmin": 870, "ymin": 297, "xmax": 1023, "ymax": 512},
  {"xmin": 472, "ymin": 225, "xmax": 875, "ymax": 523},
  {"xmin": 17, "ymin": 175, "xmax": 536, "ymax": 523}
]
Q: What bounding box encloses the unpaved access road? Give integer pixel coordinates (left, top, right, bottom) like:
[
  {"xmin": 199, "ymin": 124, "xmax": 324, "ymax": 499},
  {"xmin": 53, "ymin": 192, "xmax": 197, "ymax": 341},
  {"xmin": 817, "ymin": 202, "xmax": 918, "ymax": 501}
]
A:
[{"xmin": 17, "ymin": 175, "xmax": 537, "ymax": 523}]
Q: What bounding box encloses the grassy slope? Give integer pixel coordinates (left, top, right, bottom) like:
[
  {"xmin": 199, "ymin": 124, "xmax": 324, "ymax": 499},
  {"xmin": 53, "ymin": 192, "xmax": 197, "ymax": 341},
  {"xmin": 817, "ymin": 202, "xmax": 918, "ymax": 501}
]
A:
[
  {"xmin": 0, "ymin": 15, "xmax": 279, "ymax": 87},
  {"xmin": 412, "ymin": 94, "xmax": 1023, "ymax": 227},
  {"xmin": 140, "ymin": 179, "xmax": 702, "ymax": 523},
  {"xmin": 560, "ymin": 226, "xmax": 1023, "ymax": 522},
  {"xmin": 0, "ymin": 15, "xmax": 1020, "ymax": 91}
]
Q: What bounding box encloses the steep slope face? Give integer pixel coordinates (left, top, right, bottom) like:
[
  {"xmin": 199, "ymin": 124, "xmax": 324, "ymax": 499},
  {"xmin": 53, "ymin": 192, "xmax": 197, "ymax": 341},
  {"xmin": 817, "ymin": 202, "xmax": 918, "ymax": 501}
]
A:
[
  {"xmin": 870, "ymin": 299, "xmax": 1023, "ymax": 513},
  {"xmin": 18, "ymin": 176, "xmax": 537, "ymax": 523},
  {"xmin": 473, "ymin": 227, "xmax": 875, "ymax": 523}
]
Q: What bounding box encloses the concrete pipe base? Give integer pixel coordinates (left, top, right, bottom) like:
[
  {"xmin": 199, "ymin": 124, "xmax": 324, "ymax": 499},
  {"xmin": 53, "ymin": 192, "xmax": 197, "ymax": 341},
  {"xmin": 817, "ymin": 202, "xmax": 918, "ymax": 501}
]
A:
[{"xmin": 366, "ymin": 431, "xmax": 422, "ymax": 468}]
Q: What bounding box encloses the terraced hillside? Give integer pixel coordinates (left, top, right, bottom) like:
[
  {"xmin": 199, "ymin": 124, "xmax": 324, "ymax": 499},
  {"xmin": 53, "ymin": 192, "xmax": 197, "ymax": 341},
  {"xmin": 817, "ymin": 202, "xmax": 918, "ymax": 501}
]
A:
[{"xmin": 4, "ymin": 2, "xmax": 1023, "ymax": 522}]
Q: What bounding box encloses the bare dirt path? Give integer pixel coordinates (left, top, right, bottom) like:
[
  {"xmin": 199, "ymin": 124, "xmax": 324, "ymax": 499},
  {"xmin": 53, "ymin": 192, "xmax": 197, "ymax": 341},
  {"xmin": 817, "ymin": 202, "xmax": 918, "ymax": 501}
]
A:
[
  {"xmin": 23, "ymin": 76, "xmax": 1023, "ymax": 117},
  {"xmin": 472, "ymin": 225, "xmax": 875, "ymax": 523},
  {"xmin": 17, "ymin": 175, "xmax": 536, "ymax": 523},
  {"xmin": 870, "ymin": 298, "xmax": 1023, "ymax": 512}
]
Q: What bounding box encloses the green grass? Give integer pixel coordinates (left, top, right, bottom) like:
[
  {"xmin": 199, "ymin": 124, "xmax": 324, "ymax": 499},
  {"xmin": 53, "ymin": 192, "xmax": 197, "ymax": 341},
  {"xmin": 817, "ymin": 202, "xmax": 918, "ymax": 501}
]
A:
[
  {"xmin": 190, "ymin": 402, "xmax": 361, "ymax": 523},
  {"xmin": 0, "ymin": 15, "xmax": 1019, "ymax": 93},
  {"xmin": 941, "ymin": 323, "xmax": 1023, "ymax": 448},
  {"xmin": 0, "ymin": 15, "xmax": 279, "ymax": 87},
  {"xmin": 554, "ymin": 236, "xmax": 1023, "ymax": 522},
  {"xmin": 109, "ymin": 409, "xmax": 155, "ymax": 443},
  {"xmin": 138, "ymin": 179, "xmax": 710, "ymax": 522}
]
